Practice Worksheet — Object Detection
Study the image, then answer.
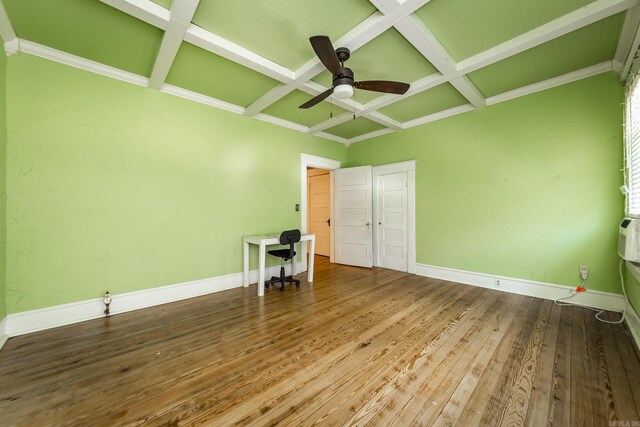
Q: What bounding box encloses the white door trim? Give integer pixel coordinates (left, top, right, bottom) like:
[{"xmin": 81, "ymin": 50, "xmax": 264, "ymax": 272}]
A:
[
  {"xmin": 301, "ymin": 154, "xmax": 341, "ymax": 265},
  {"xmin": 373, "ymin": 160, "xmax": 416, "ymax": 274}
]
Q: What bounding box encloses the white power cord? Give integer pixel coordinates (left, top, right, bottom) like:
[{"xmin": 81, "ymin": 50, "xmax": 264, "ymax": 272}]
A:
[{"xmin": 554, "ymin": 258, "xmax": 627, "ymax": 324}]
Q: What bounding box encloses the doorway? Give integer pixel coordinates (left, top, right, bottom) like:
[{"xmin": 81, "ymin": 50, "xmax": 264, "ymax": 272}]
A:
[
  {"xmin": 300, "ymin": 153, "xmax": 341, "ymax": 268},
  {"xmin": 307, "ymin": 167, "xmax": 332, "ymax": 257}
]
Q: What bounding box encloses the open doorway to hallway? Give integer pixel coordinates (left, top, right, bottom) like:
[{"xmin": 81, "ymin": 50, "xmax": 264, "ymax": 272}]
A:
[{"xmin": 307, "ymin": 167, "xmax": 332, "ymax": 258}]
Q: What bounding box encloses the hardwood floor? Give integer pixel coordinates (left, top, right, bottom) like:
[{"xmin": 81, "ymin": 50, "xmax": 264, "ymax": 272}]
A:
[{"xmin": 1, "ymin": 256, "xmax": 639, "ymax": 426}]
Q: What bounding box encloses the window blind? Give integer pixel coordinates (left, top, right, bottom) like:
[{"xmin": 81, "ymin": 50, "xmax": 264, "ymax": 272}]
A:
[{"xmin": 626, "ymin": 77, "xmax": 640, "ymax": 217}]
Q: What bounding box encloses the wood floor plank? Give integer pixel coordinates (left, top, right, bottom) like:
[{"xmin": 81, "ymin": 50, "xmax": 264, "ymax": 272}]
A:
[
  {"xmin": 497, "ymin": 300, "xmax": 552, "ymax": 426},
  {"xmin": 431, "ymin": 296, "xmax": 527, "ymax": 427},
  {"xmin": 0, "ymin": 256, "xmax": 638, "ymax": 426},
  {"xmin": 523, "ymin": 302, "xmax": 562, "ymax": 427},
  {"xmin": 550, "ymin": 304, "xmax": 572, "ymax": 427},
  {"xmin": 571, "ymin": 305, "xmax": 608, "ymax": 426}
]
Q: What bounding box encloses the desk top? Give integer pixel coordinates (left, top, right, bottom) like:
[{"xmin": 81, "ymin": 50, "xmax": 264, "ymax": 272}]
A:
[{"xmin": 243, "ymin": 233, "xmax": 314, "ymax": 245}]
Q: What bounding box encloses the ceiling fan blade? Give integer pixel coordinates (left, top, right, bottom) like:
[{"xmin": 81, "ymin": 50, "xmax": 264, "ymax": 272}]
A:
[
  {"xmin": 354, "ymin": 80, "xmax": 410, "ymax": 95},
  {"xmin": 299, "ymin": 88, "xmax": 333, "ymax": 109},
  {"xmin": 310, "ymin": 35, "xmax": 341, "ymax": 75}
]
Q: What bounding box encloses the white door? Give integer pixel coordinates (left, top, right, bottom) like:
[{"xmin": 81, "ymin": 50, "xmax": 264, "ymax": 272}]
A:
[
  {"xmin": 308, "ymin": 173, "xmax": 330, "ymax": 256},
  {"xmin": 334, "ymin": 166, "xmax": 372, "ymax": 267},
  {"xmin": 375, "ymin": 172, "xmax": 408, "ymax": 272}
]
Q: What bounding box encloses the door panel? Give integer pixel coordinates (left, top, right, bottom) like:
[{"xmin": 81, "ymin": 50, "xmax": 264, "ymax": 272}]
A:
[
  {"xmin": 334, "ymin": 166, "xmax": 372, "ymax": 267},
  {"xmin": 376, "ymin": 172, "xmax": 408, "ymax": 272},
  {"xmin": 308, "ymin": 173, "xmax": 330, "ymax": 256}
]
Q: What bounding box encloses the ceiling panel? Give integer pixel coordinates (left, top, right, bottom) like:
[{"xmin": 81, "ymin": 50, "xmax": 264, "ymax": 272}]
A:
[
  {"xmin": 416, "ymin": 0, "xmax": 598, "ymax": 62},
  {"xmin": 192, "ymin": 0, "xmax": 377, "ymax": 70},
  {"xmin": 468, "ymin": 13, "xmax": 624, "ymax": 97},
  {"xmin": 324, "ymin": 117, "xmax": 385, "ymax": 139},
  {"xmin": 379, "ymin": 83, "xmax": 469, "ymax": 122},
  {"xmin": 149, "ymin": 0, "xmax": 171, "ymax": 9},
  {"xmin": 166, "ymin": 42, "xmax": 280, "ymax": 107},
  {"xmin": 262, "ymin": 90, "xmax": 347, "ymax": 127},
  {"xmin": 4, "ymin": 0, "xmax": 163, "ymax": 77},
  {"xmin": 312, "ymin": 28, "xmax": 438, "ymax": 105}
]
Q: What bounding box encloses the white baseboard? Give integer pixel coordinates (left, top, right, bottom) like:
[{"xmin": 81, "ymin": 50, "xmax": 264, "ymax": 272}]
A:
[
  {"xmin": 415, "ymin": 263, "xmax": 626, "ymax": 312},
  {"xmin": 0, "ymin": 316, "xmax": 7, "ymax": 350},
  {"xmin": 415, "ymin": 262, "xmax": 640, "ymax": 348},
  {"xmin": 4, "ymin": 262, "xmax": 305, "ymax": 338}
]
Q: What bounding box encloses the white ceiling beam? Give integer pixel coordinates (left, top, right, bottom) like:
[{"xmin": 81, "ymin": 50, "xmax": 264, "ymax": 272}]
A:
[
  {"xmin": 486, "ymin": 61, "xmax": 612, "ymax": 105},
  {"xmin": 148, "ymin": 0, "xmax": 200, "ymax": 90},
  {"xmin": 99, "ymin": 0, "xmax": 169, "ymax": 30},
  {"xmin": 393, "ymin": 14, "xmax": 456, "ymax": 74},
  {"xmin": 0, "ymin": 0, "xmax": 18, "ymax": 55},
  {"xmin": 160, "ymin": 83, "xmax": 244, "ymax": 114},
  {"xmin": 458, "ymin": 0, "xmax": 637, "ymax": 75},
  {"xmin": 615, "ymin": 4, "xmax": 640, "ymax": 75},
  {"xmin": 449, "ymin": 77, "xmax": 486, "ymax": 107},
  {"xmin": 184, "ymin": 25, "xmax": 295, "ymax": 84},
  {"xmin": 253, "ymin": 113, "xmax": 309, "ymax": 133},
  {"xmin": 349, "ymin": 61, "xmax": 616, "ymax": 145},
  {"xmin": 243, "ymin": 12, "xmax": 388, "ymax": 116},
  {"xmin": 347, "ymin": 128, "xmax": 396, "ymax": 145},
  {"xmin": 362, "ymin": 111, "xmax": 403, "ymax": 130},
  {"xmin": 245, "ymin": 0, "xmax": 436, "ymax": 117},
  {"xmin": 20, "ymin": 39, "xmax": 149, "ymax": 86},
  {"xmin": 622, "ymin": 11, "xmax": 640, "ymax": 78},
  {"xmin": 308, "ymin": 112, "xmax": 355, "ymax": 134},
  {"xmin": 315, "ymin": 132, "xmax": 349, "ymax": 145},
  {"xmin": 369, "ymin": 1, "xmax": 487, "ymax": 109},
  {"xmin": 403, "ymin": 104, "xmax": 475, "ymax": 129}
]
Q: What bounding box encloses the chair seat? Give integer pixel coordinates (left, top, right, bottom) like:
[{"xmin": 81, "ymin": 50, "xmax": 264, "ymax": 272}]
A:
[{"xmin": 267, "ymin": 249, "xmax": 296, "ymax": 259}]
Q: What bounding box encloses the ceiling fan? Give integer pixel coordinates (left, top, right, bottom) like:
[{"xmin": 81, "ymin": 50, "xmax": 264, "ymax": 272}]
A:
[{"xmin": 299, "ymin": 35, "xmax": 410, "ymax": 109}]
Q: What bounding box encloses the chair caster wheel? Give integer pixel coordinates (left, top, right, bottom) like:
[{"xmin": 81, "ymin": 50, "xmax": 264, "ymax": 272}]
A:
[
  {"xmin": 279, "ymin": 286, "xmax": 284, "ymax": 291},
  {"xmin": 295, "ymin": 283, "xmax": 300, "ymax": 287},
  {"xmin": 265, "ymin": 283, "xmax": 270, "ymax": 289}
]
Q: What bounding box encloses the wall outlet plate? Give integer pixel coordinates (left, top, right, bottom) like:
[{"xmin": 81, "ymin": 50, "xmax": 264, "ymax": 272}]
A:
[{"xmin": 579, "ymin": 265, "xmax": 589, "ymax": 280}]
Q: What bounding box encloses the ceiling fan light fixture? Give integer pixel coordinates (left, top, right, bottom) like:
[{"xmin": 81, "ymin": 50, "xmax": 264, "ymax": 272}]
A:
[{"xmin": 333, "ymin": 84, "xmax": 354, "ymax": 99}]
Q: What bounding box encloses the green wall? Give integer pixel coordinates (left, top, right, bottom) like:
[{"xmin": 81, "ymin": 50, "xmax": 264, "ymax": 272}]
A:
[
  {"xmin": 348, "ymin": 73, "xmax": 625, "ymax": 295},
  {"xmin": 5, "ymin": 54, "xmax": 346, "ymax": 314},
  {"xmin": 0, "ymin": 44, "xmax": 6, "ymax": 319},
  {"xmin": 2, "ymin": 53, "xmax": 632, "ymax": 315}
]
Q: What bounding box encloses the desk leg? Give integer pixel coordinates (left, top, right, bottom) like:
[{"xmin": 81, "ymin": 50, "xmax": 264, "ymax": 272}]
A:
[
  {"xmin": 258, "ymin": 243, "xmax": 266, "ymax": 296},
  {"xmin": 308, "ymin": 236, "xmax": 315, "ymax": 283},
  {"xmin": 292, "ymin": 243, "xmax": 297, "ymax": 277},
  {"xmin": 243, "ymin": 241, "xmax": 249, "ymax": 287}
]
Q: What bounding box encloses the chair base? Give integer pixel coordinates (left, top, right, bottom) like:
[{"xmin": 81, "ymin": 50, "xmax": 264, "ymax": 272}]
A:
[{"xmin": 265, "ymin": 265, "xmax": 300, "ymax": 291}]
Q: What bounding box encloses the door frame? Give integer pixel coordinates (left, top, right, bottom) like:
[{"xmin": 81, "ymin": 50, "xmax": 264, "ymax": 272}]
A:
[
  {"xmin": 301, "ymin": 153, "xmax": 341, "ymax": 268},
  {"xmin": 372, "ymin": 160, "xmax": 416, "ymax": 274}
]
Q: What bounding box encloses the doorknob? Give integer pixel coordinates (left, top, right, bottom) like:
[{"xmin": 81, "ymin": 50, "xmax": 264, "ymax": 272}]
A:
[{"xmin": 327, "ymin": 218, "xmax": 330, "ymax": 226}]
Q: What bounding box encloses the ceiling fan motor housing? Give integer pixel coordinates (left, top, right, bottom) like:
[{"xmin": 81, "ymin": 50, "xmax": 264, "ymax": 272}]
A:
[{"xmin": 333, "ymin": 67, "xmax": 354, "ymax": 87}]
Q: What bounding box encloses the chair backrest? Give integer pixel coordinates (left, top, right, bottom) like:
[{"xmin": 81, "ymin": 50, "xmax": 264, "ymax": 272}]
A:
[{"xmin": 279, "ymin": 229, "xmax": 301, "ymax": 259}]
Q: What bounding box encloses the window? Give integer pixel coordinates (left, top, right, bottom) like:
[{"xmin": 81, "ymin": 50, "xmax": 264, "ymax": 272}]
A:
[{"xmin": 625, "ymin": 77, "xmax": 640, "ymax": 217}]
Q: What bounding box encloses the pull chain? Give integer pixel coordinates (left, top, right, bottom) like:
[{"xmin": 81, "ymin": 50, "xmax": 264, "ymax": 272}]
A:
[
  {"xmin": 353, "ymin": 89, "xmax": 356, "ymax": 120},
  {"xmin": 330, "ymin": 93, "xmax": 333, "ymax": 119}
]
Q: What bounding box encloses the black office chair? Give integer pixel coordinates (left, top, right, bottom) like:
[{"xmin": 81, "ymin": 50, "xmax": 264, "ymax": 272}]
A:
[{"xmin": 265, "ymin": 229, "xmax": 301, "ymax": 291}]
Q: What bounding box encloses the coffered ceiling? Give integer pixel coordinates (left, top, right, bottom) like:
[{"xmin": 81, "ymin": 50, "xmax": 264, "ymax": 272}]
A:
[{"xmin": 0, "ymin": 0, "xmax": 637, "ymax": 145}]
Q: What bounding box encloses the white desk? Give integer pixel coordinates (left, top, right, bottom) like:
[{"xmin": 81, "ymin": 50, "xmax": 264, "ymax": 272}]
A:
[{"xmin": 243, "ymin": 233, "xmax": 315, "ymax": 296}]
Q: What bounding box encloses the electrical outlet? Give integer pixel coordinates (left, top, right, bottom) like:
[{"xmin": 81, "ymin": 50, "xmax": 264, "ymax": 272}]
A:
[
  {"xmin": 580, "ymin": 265, "xmax": 589, "ymax": 280},
  {"xmin": 495, "ymin": 279, "xmax": 501, "ymax": 287}
]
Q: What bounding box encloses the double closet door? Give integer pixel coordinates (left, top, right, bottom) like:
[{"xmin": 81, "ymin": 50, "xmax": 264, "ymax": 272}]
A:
[{"xmin": 333, "ymin": 165, "xmax": 410, "ymax": 272}]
